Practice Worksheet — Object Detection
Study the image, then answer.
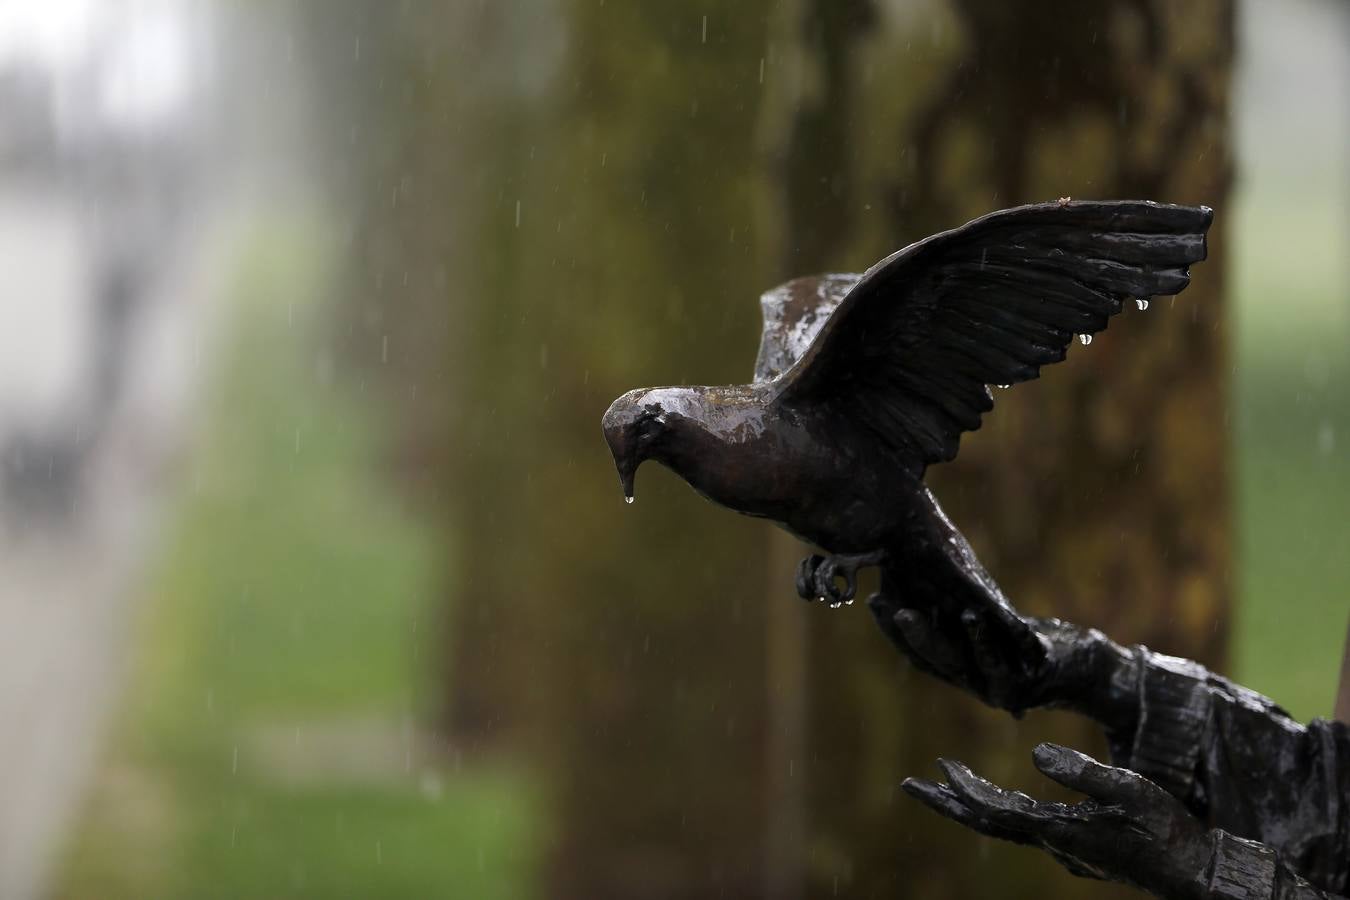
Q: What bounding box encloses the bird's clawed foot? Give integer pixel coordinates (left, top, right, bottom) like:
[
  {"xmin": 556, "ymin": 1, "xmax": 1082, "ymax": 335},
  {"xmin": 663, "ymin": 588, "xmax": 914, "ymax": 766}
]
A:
[{"xmin": 795, "ymin": 550, "xmax": 887, "ymax": 608}]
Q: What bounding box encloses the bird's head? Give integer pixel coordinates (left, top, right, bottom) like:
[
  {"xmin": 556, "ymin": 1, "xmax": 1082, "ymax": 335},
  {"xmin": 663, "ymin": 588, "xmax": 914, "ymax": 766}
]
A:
[{"xmin": 601, "ymin": 386, "xmax": 703, "ymax": 503}]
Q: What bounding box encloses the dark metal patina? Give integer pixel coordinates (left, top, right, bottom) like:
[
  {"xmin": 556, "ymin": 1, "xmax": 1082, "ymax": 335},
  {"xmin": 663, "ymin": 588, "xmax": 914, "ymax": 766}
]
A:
[
  {"xmin": 604, "ymin": 200, "xmax": 1349, "ymax": 899},
  {"xmin": 604, "ymin": 200, "xmax": 1213, "ymax": 609}
]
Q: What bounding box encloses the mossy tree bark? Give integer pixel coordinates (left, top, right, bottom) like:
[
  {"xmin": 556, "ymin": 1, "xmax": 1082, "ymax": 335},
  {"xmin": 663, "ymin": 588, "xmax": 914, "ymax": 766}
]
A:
[
  {"xmin": 438, "ymin": 5, "xmax": 782, "ymax": 898},
  {"xmin": 794, "ymin": 3, "xmax": 1235, "ymax": 898}
]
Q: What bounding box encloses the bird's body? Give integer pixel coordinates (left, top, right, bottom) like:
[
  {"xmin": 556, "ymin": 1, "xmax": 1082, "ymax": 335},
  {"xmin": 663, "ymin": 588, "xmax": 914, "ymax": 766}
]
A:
[
  {"xmin": 604, "ymin": 200, "xmax": 1213, "ymax": 610},
  {"xmin": 621, "ymin": 383, "xmax": 921, "ymax": 551}
]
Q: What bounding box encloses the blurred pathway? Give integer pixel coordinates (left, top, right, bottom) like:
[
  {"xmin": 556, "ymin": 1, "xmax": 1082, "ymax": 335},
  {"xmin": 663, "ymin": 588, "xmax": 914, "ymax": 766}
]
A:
[{"xmin": 0, "ymin": 207, "xmax": 228, "ymax": 900}]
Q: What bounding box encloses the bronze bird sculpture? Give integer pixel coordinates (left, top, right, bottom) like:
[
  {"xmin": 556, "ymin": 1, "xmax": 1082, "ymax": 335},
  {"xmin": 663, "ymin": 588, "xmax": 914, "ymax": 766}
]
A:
[{"xmin": 602, "ymin": 201, "xmax": 1212, "ymax": 626}]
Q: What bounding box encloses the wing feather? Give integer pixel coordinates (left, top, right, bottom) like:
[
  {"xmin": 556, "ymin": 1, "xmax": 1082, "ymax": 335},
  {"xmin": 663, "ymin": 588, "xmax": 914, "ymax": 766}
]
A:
[
  {"xmin": 753, "ymin": 273, "xmax": 860, "ymax": 383},
  {"xmin": 772, "ymin": 200, "xmax": 1213, "ymax": 469}
]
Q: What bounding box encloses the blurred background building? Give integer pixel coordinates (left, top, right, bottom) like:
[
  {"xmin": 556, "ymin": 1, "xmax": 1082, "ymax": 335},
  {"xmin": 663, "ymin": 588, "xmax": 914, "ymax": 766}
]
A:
[{"xmin": 0, "ymin": 1, "xmax": 1344, "ymax": 898}]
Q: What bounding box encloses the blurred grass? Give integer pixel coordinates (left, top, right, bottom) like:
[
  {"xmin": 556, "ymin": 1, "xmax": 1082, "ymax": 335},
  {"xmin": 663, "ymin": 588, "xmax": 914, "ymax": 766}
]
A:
[
  {"xmin": 1232, "ymin": 196, "xmax": 1350, "ymax": 723},
  {"xmin": 55, "ymin": 224, "xmax": 539, "ymax": 899}
]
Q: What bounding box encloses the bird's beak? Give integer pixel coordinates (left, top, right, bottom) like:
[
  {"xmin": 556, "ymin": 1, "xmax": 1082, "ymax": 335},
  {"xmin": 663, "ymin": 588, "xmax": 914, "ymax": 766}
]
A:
[
  {"xmin": 618, "ymin": 456, "xmax": 637, "ymax": 503},
  {"xmin": 602, "ymin": 419, "xmax": 640, "ymax": 504}
]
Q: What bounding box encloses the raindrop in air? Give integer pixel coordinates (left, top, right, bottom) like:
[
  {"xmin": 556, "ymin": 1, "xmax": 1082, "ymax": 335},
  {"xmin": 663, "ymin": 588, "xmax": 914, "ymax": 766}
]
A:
[
  {"xmin": 625, "ymin": 495, "xmax": 635, "ymax": 505},
  {"xmin": 1318, "ymin": 422, "xmax": 1335, "ymax": 456},
  {"xmin": 1135, "ymin": 298, "xmax": 1149, "ymax": 311},
  {"xmin": 1079, "ymin": 334, "xmax": 1093, "ymax": 346}
]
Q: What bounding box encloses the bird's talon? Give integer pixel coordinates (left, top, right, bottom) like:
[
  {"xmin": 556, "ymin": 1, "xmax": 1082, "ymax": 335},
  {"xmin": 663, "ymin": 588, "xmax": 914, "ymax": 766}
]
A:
[
  {"xmin": 795, "ymin": 550, "xmax": 886, "ymax": 607},
  {"xmin": 796, "ymin": 554, "xmax": 826, "ymax": 601}
]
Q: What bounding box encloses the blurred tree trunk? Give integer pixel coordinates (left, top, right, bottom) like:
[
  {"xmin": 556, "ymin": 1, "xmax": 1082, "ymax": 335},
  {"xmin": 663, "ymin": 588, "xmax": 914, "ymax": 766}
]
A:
[
  {"xmin": 296, "ymin": 1, "xmax": 537, "ymax": 749},
  {"xmin": 304, "ymin": 5, "xmax": 785, "ymax": 897},
  {"xmin": 438, "ymin": 5, "xmax": 782, "ymax": 899},
  {"xmin": 793, "ymin": 2, "xmax": 1235, "ymax": 898}
]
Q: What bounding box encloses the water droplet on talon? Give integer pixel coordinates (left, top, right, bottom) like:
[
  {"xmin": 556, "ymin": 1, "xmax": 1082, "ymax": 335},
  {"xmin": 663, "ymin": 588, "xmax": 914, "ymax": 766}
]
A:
[
  {"xmin": 844, "ymin": 597, "xmax": 855, "ymax": 606},
  {"xmin": 996, "ymin": 384, "xmax": 1010, "ymax": 390},
  {"xmin": 1078, "ymin": 333, "xmax": 1093, "ymax": 346},
  {"xmin": 829, "ymin": 600, "xmax": 843, "ymax": 609},
  {"xmin": 817, "ymin": 596, "xmax": 826, "ymax": 604},
  {"xmin": 1135, "ymin": 298, "xmax": 1149, "ymax": 311}
]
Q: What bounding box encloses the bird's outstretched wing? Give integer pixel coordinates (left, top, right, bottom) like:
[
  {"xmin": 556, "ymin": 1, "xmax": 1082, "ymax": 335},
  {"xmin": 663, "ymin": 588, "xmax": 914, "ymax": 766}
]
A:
[
  {"xmin": 753, "ymin": 274, "xmax": 860, "ymax": 383},
  {"xmin": 772, "ymin": 200, "xmax": 1213, "ymax": 468}
]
